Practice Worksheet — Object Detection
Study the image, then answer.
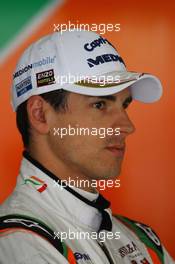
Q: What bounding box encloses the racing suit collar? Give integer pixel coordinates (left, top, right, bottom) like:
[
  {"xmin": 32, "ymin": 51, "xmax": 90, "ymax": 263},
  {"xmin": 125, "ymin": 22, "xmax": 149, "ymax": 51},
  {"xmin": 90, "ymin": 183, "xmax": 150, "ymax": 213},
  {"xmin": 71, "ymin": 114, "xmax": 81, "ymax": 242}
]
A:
[{"xmin": 22, "ymin": 150, "xmax": 112, "ymax": 232}]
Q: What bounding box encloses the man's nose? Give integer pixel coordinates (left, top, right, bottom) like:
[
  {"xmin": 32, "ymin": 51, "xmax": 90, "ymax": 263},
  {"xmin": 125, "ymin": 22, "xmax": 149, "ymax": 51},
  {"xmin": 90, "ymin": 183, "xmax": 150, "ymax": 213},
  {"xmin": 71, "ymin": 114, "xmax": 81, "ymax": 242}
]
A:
[{"xmin": 114, "ymin": 110, "xmax": 136, "ymax": 137}]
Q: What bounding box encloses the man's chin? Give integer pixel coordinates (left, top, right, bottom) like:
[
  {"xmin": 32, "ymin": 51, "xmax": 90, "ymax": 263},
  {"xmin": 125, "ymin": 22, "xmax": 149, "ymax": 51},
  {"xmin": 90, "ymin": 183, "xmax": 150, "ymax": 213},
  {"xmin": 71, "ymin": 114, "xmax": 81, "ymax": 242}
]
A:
[
  {"xmin": 105, "ymin": 161, "xmax": 122, "ymax": 177},
  {"xmin": 94, "ymin": 167, "xmax": 121, "ymax": 180}
]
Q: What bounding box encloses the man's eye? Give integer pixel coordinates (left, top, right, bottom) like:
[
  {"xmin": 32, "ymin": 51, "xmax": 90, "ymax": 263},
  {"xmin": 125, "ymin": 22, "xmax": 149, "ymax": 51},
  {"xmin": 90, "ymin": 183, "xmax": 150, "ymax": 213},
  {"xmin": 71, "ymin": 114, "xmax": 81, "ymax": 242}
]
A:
[
  {"xmin": 123, "ymin": 102, "xmax": 130, "ymax": 109},
  {"xmin": 93, "ymin": 101, "xmax": 106, "ymax": 110}
]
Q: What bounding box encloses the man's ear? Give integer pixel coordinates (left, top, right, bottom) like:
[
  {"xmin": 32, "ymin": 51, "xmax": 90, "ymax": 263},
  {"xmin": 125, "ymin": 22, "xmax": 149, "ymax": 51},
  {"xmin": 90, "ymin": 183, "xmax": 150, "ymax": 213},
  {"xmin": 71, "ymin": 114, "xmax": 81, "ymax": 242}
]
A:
[{"xmin": 27, "ymin": 95, "xmax": 50, "ymax": 135}]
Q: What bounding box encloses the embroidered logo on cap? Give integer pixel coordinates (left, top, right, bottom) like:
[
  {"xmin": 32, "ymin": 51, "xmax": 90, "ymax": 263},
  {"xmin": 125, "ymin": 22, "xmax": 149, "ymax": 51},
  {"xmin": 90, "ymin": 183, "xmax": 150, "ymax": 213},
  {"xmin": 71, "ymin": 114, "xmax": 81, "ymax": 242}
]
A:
[
  {"xmin": 15, "ymin": 76, "xmax": 32, "ymax": 97},
  {"xmin": 87, "ymin": 54, "xmax": 125, "ymax": 68},
  {"xmin": 36, "ymin": 69, "xmax": 55, "ymax": 87}
]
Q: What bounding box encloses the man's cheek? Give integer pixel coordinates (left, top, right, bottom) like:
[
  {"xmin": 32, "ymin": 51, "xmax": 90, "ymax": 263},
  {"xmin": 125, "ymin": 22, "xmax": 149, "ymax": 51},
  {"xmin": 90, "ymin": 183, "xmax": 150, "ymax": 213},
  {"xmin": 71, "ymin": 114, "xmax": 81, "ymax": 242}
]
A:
[{"xmin": 70, "ymin": 137, "xmax": 95, "ymax": 155}]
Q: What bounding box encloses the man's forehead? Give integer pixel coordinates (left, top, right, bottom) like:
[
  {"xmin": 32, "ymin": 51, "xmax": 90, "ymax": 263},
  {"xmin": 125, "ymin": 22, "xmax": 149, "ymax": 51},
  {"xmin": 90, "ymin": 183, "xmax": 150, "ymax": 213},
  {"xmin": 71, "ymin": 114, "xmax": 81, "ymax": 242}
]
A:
[
  {"xmin": 67, "ymin": 87, "xmax": 132, "ymax": 104},
  {"xmin": 86, "ymin": 87, "xmax": 132, "ymax": 101}
]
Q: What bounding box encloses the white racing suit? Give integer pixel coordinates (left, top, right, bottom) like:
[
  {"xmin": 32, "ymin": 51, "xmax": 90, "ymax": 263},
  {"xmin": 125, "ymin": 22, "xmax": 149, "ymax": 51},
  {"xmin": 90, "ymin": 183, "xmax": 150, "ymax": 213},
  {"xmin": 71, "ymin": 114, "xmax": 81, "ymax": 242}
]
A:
[{"xmin": 0, "ymin": 151, "xmax": 174, "ymax": 264}]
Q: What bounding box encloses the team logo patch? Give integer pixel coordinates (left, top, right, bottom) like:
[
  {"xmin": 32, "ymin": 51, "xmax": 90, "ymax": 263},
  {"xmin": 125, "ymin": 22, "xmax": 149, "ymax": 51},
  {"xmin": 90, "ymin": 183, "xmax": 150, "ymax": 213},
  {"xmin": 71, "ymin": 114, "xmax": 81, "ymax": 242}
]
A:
[
  {"xmin": 23, "ymin": 176, "xmax": 47, "ymax": 193},
  {"xmin": 36, "ymin": 69, "xmax": 55, "ymax": 87},
  {"xmin": 15, "ymin": 76, "xmax": 32, "ymax": 97}
]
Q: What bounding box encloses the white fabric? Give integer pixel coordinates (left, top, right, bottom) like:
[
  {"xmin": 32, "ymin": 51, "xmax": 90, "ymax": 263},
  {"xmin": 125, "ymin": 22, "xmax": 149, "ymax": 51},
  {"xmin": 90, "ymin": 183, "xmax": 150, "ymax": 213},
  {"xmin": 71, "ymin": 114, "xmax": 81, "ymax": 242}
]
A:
[
  {"xmin": 0, "ymin": 157, "xmax": 174, "ymax": 264},
  {"xmin": 70, "ymin": 185, "xmax": 99, "ymax": 201}
]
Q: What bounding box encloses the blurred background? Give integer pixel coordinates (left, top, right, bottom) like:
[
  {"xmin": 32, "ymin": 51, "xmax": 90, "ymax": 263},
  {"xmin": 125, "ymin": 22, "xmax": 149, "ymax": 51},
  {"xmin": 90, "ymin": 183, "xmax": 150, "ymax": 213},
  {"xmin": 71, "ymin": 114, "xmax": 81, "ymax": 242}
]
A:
[{"xmin": 0, "ymin": 0, "xmax": 175, "ymax": 257}]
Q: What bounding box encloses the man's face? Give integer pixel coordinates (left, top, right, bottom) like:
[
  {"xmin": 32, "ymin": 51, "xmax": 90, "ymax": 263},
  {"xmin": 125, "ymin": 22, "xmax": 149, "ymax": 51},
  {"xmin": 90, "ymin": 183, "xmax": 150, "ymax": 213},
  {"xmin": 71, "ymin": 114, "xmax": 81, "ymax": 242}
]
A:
[{"xmin": 47, "ymin": 88, "xmax": 135, "ymax": 180}]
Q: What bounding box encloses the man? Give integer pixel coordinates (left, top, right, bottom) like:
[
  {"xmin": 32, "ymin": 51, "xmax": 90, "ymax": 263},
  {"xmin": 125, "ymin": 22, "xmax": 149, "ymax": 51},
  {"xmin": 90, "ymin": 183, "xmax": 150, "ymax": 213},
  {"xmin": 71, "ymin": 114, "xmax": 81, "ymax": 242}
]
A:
[{"xmin": 0, "ymin": 30, "xmax": 174, "ymax": 263}]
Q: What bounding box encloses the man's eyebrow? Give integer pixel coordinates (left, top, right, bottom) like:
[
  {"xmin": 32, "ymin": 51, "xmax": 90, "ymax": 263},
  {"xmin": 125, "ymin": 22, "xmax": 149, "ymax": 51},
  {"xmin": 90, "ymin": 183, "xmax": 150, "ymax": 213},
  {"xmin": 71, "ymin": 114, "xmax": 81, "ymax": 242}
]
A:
[
  {"xmin": 87, "ymin": 95, "xmax": 133, "ymax": 104},
  {"xmin": 87, "ymin": 95, "xmax": 116, "ymax": 101}
]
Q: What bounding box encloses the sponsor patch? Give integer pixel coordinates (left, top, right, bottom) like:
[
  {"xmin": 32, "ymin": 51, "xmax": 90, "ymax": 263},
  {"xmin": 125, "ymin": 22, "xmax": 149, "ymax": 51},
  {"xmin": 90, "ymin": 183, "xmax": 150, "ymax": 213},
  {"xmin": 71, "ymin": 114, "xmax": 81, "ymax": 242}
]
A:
[
  {"xmin": 84, "ymin": 36, "xmax": 114, "ymax": 52},
  {"xmin": 36, "ymin": 69, "xmax": 55, "ymax": 87},
  {"xmin": 74, "ymin": 252, "xmax": 91, "ymax": 261},
  {"xmin": 87, "ymin": 53, "xmax": 125, "ymax": 68},
  {"xmin": 15, "ymin": 76, "xmax": 32, "ymax": 97},
  {"xmin": 13, "ymin": 55, "xmax": 56, "ymax": 79},
  {"xmin": 118, "ymin": 242, "xmax": 138, "ymax": 258}
]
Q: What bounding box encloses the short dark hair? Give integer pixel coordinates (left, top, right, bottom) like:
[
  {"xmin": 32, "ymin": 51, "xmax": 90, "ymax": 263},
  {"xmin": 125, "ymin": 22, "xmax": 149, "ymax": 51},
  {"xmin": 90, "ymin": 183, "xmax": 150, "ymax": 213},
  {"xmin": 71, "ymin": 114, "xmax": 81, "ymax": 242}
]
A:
[{"xmin": 16, "ymin": 89, "xmax": 69, "ymax": 148}]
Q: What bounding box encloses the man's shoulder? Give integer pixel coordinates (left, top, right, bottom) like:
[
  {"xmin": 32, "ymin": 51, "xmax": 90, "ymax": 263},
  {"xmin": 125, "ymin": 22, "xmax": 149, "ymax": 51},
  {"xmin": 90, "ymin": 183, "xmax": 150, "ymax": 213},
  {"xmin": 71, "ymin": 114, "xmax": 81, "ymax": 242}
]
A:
[
  {"xmin": 0, "ymin": 230, "xmax": 69, "ymax": 264},
  {"xmin": 113, "ymin": 213, "xmax": 157, "ymax": 231},
  {"xmin": 113, "ymin": 213, "xmax": 162, "ymax": 245},
  {"xmin": 0, "ymin": 179, "xmax": 46, "ymax": 217},
  {"xmin": 0, "ymin": 213, "xmax": 75, "ymax": 263},
  {"xmin": 113, "ymin": 214, "xmax": 166, "ymax": 263}
]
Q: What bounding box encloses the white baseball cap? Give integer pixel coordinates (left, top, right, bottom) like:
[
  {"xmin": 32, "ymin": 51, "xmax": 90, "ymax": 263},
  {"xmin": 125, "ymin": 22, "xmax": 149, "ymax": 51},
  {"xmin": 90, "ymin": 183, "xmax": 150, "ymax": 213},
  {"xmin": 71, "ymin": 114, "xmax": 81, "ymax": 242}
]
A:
[{"xmin": 12, "ymin": 30, "xmax": 162, "ymax": 111}]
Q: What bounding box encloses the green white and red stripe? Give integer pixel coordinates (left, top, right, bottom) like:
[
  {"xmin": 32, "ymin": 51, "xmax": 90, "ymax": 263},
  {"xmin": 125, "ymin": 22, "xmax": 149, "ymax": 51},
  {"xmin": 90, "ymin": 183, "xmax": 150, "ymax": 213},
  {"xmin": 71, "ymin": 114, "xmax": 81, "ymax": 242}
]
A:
[{"xmin": 24, "ymin": 176, "xmax": 47, "ymax": 193}]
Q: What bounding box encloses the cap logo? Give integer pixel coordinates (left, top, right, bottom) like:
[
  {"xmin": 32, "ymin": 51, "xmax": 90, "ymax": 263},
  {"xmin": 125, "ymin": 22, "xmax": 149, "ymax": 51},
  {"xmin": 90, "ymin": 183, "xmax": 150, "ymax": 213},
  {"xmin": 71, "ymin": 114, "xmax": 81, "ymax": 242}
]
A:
[
  {"xmin": 15, "ymin": 76, "xmax": 32, "ymax": 97},
  {"xmin": 84, "ymin": 36, "xmax": 114, "ymax": 52},
  {"xmin": 87, "ymin": 53, "xmax": 125, "ymax": 68},
  {"xmin": 36, "ymin": 69, "xmax": 55, "ymax": 87},
  {"xmin": 13, "ymin": 56, "xmax": 56, "ymax": 79}
]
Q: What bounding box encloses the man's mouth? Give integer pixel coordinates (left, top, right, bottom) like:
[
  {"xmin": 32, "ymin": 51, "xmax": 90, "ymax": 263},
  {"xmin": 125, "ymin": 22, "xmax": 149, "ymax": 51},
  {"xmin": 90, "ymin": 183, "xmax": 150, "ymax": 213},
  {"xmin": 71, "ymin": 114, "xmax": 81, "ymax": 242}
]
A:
[{"xmin": 105, "ymin": 144, "xmax": 125, "ymax": 157}]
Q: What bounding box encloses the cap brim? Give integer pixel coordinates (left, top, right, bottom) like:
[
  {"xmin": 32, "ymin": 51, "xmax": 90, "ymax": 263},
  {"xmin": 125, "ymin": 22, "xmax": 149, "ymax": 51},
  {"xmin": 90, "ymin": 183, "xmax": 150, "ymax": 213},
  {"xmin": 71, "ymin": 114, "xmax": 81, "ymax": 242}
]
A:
[{"xmin": 62, "ymin": 71, "xmax": 162, "ymax": 103}]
